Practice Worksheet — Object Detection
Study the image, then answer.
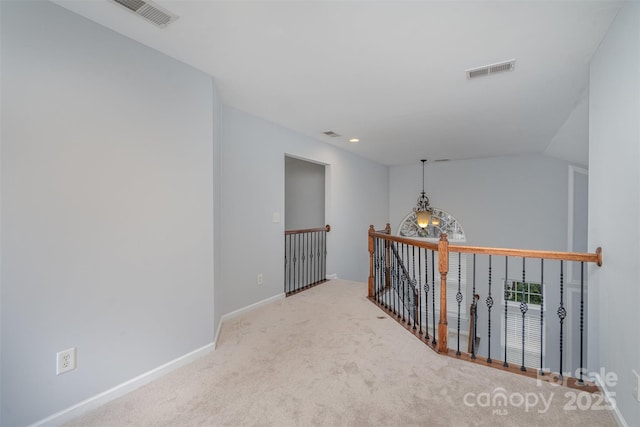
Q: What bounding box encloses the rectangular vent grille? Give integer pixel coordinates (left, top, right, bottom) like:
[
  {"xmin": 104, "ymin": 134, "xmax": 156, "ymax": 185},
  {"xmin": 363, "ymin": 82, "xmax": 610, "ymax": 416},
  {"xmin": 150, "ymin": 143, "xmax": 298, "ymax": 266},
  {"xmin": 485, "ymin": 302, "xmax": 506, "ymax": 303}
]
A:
[
  {"xmin": 466, "ymin": 60, "xmax": 516, "ymax": 79},
  {"xmin": 323, "ymin": 131, "xmax": 342, "ymax": 138},
  {"xmin": 112, "ymin": 0, "xmax": 178, "ymax": 28}
]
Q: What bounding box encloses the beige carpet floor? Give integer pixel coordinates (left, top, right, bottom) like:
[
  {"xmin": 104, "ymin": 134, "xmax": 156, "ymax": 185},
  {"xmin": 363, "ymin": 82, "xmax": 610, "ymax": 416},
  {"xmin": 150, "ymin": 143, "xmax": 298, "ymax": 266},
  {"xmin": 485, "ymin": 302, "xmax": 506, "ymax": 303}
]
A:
[{"xmin": 66, "ymin": 279, "xmax": 616, "ymax": 426}]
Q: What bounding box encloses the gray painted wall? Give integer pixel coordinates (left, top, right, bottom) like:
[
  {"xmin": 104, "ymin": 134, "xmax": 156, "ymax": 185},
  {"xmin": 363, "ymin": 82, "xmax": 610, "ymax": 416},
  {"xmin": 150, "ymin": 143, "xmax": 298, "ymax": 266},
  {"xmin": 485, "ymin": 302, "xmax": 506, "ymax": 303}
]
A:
[
  {"xmin": 1, "ymin": 2, "xmax": 215, "ymax": 425},
  {"xmin": 285, "ymin": 157, "xmax": 325, "ymax": 230},
  {"xmin": 589, "ymin": 2, "xmax": 640, "ymax": 424},
  {"xmin": 390, "ymin": 155, "xmax": 585, "ymax": 372},
  {"xmin": 218, "ymin": 106, "xmax": 388, "ymax": 323},
  {"xmin": 390, "ymin": 155, "xmax": 570, "ymax": 250}
]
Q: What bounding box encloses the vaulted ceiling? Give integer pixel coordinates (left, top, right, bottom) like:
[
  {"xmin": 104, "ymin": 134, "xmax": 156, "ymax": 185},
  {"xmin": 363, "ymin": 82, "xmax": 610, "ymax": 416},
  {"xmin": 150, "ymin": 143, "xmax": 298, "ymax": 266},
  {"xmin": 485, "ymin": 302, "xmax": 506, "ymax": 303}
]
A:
[{"xmin": 53, "ymin": 0, "xmax": 623, "ymax": 166}]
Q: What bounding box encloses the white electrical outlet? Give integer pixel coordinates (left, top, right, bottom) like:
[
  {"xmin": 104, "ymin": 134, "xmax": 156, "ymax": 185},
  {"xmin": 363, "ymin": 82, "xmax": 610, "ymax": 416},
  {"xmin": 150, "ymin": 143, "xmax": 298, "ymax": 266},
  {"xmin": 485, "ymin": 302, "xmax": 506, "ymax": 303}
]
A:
[
  {"xmin": 56, "ymin": 347, "xmax": 76, "ymax": 375},
  {"xmin": 257, "ymin": 274, "xmax": 263, "ymax": 285},
  {"xmin": 633, "ymin": 370, "xmax": 640, "ymax": 402}
]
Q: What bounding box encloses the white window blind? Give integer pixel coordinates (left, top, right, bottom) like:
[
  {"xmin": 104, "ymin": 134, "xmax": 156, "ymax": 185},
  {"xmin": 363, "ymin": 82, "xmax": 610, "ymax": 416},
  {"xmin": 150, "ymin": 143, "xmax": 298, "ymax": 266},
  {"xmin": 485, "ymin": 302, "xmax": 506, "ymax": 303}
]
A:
[{"xmin": 501, "ymin": 279, "xmax": 543, "ymax": 368}]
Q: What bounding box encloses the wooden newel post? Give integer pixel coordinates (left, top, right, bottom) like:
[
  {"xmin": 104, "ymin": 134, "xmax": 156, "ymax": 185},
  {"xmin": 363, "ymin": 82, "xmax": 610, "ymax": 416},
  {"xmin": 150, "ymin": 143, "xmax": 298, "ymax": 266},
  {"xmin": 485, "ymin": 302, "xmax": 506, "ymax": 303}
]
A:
[
  {"xmin": 437, "ymin": 233, "xmax": 449, "ymax": 353},
  {"xmin": 368, "ymin": 225, "xmax": 375, "ymax": 297}
]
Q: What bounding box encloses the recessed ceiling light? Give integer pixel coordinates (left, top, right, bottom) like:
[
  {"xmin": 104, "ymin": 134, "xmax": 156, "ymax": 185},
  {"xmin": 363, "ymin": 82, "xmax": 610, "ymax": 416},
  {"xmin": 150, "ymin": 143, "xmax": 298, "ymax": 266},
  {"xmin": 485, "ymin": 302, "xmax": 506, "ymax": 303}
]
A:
[{"xmin": 349, "ymin": 138, "xmax": 360, "ymax": 143}]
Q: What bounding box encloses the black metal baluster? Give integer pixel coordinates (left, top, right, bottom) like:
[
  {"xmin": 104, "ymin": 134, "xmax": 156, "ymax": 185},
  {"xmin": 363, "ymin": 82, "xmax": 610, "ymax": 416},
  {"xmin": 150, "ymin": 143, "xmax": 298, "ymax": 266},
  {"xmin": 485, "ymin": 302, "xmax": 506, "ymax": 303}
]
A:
[
  {"xmin": 486, "ymin": 255, "xmax": 493, "ymax": 363},
  {"xmin": 379, "ymin": 238, "xmax": 384, "ymax": 303},
  {"xmin": 387, "ymin": 242, "xmax": 392, "ymax": 311},
  {"xmin": 308, "ymin": 232, "xmax": 312, "ymax": 286},
  {"xmin": 308, "ymin": 232, "xmax": 311, "ymax": 287},
  {"xmin": 301, "ymin": 232, "xmax": 305, "ymax": 290},
  {"xmin": 415, "ymin": 246, "xmax": 420, "ymax": 332},
  {"xmin": 373, "ymin": 237, "xmax": 379, "ymax": 302},
  {"xmin": 300, "ymin": 233, "xmax": 305, "ymax": 289},
  {"xmin": 579, "ymin": 262, "xmax": 585, "ymax": 385},
  {"xmin": 316, "ymin": 231, "xmax": 322, "ymax": 282},
  {"xmin": 456, "ymin": 253, "xmax": 462, "ymax": 356},
  {"xmin": 407, "ymin": 243, "xmax": 412, "ymax": 324},
  {"xmin": 380, "ymin": 240, "xmax": 384, "ymax": 306},
  {"xmin": 295, "ymin": 234, "xmax": 299, "ymax": 292},
  {"xmin": 409, "ymin": 243, "xmax": 414, "ymax": 326},
  {"xmin": 394, "ymin": 244, "xmax": 399, "ymax": 315},
  {"xmin": 320, "ymin": 231, "xmax": 324, "ymax": 284},
  {"xmin": 307, "ymin": 232, "xmax": 311, "ymax": 287},
  {"xmin": 317, "ymin": 231, "xmax": 321, "ymax": 284},
  {"xmin": 311, "ymin": 232, "xmax": 315, "ymax": 285},
  {"xmin": 539, "ymin": 259, "xmax": 544, "ymax": 375},
  {"xmin": 391, "ymin": 243, "xmax": 396, "ymax": 315},
  {"xmin": 401, "ymin": 244, "xmax": 406, "ymax": 322},
  {"xmin": 431, "ymin": 250, "xmax": 437, "ymax": 345},
  {"xmin": 471, "ymin": 254, "xmax": 477, "ymax": 359},
  {"xmin": 558, "ymin": 260, "xmax": 566, "ymax": 381},
  {"xmin": 424, "ymin": 248, "xmax": 429, "ymax": 340},
  {"xmin": 289, "ymin": 235, "xmax": 293, "ymax": 293},
  {"xmin": 504, "ymin": 257, "xmax": 509, "ymax": 367},
  {"xmin": 520, "ymin": 258, "xmax": 528, "ymax": 372},
  {"xmin": 288, "ymin": 235, "xmax": 292, "ymax": 293},
  {"xmin": 306, "ymin": 232, "xmax": 310, "ymax": 287},
  {"xmin": 316, "ymin": 231, "xmax": 320, "ymax": 284},
  {"xmin": 380, "ymin": 238, "xmax": 385, "ymax": 304},
  {"xmin": 322, "ymin": 230, "xmax": 327, "ymax": 282},
  {"xmin": 397, "ymin": 244, "xmax": 401, "ymax": 318}
]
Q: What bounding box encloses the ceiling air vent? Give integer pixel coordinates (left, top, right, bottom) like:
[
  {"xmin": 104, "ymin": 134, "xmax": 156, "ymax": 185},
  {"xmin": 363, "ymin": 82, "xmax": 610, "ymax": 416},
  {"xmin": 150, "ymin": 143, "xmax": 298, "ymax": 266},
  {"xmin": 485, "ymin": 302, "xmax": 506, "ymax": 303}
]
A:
[
  {"xmin": 111, "ymin": 0, "xmax": 179, "ymax": 28},
  {"xmin": 323, "ymin": 131, "xmax": 342, "ymax": 138},
  {"xmin": 466, "ymin": 60, "xmax": 515, "ymax": 79}
]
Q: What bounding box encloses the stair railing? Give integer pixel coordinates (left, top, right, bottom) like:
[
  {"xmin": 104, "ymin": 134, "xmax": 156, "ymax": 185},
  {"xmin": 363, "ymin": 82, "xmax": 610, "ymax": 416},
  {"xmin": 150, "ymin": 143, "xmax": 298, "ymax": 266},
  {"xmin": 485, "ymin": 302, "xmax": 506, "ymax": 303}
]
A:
[
  {"xmin": 285, "ymin": 224, "xmax": 330, "ymax": 295},
  {"xmin": 368, "ymin": 224, "xmax": 602, "ymax": 390}
]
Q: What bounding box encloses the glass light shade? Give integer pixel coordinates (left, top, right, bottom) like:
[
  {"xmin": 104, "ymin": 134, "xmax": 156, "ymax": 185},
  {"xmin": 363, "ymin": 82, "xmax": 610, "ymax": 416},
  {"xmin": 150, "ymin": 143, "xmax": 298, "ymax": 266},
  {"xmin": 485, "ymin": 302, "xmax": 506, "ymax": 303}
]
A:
[
  {"xmin": 431, "ymin": 216, "xmax": 440, "ymax": 226},
  {"xmin": 416, "ymin": 210, "xmax": 431, "ymax": 228}
]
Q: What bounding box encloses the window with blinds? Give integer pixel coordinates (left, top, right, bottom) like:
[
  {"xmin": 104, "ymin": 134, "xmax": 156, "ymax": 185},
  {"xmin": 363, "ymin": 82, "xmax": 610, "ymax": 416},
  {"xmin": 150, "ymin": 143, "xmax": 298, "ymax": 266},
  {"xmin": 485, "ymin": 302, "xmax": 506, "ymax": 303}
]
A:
[{"xmin": 501, "ymin": 279, "xmax": 544, "ymax": 368}]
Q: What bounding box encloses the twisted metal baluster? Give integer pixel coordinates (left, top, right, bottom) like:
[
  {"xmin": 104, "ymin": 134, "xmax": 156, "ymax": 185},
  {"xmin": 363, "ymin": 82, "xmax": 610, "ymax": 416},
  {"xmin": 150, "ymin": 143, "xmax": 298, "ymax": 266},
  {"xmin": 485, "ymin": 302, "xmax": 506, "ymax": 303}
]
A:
[
  {"xmin": 558, "ymin": 261, "xmax": 566, "ymax": 381},
  {"xmin": 520, "ymin": 258, "xmax": 528, "ymax": 372},
  {"xmin": 503, "ymin": 257, "xmax": 509, "ymax": 368},
  {"xmin": 295, "ymin": 234, "xmax": 300, "ymax": 292},
  {"xmin": 578, "ymin": 262, "xmax": 585, "ymax": 385},
  {"xmin": 486, "ymin": 255, "xmax": 493, "ymax": 363},
  {"xmin": 471, "ymin": 254, "xmax": 477, "ymax": 359},
  {"xmin": 400, "ymin": 244, "xmax": 405, "ymax": 320},
  {"xmin": 417, "ymin": 246, "xmax": 422, "ymax": 333},
  {"xmin": 412, "ymin": 245, "xmax": 417, "ymax": 329},
  {"xmin": 431, "ymin": 250, "xmax": 437, "ymax": 346},
  {"xmin": 456, "ymin": 253, "xmax": 462, "ymax": 356},
  {"xmin": 424, "ymin": 248, "xmax": 429, "ymax": 340},
  {"xmin": 539, "ymin": 259, "xmax": 544, "ymax": 376}
]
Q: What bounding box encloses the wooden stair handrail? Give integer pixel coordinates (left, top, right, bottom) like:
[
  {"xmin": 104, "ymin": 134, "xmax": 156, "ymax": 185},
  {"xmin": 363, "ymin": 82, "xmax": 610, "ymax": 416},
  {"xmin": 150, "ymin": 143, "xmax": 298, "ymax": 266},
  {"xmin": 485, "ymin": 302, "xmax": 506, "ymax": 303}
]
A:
[
  {"xmin": 369, "ymin": 228, "xmax": 602, "ymax": 266},
  {"xmin": 285, "ymin": 224, "xmax": 331, "ymax": 235}
]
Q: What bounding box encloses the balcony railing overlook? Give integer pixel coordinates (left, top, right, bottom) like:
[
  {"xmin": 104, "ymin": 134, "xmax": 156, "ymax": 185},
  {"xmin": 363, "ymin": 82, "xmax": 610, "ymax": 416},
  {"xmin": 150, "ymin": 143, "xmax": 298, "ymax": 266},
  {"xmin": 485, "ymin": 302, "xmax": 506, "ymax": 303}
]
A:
[{"xmin": 368, "ymin": 224, "xmax": 602, "ymax": 391}]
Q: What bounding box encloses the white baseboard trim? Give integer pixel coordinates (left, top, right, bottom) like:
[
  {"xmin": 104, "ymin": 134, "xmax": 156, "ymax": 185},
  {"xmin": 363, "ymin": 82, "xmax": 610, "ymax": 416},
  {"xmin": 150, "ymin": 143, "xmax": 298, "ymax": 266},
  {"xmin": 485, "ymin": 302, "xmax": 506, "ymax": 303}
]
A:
[
  {"xmin": 214, "ymin": 293, "xmax": 286, "ymax": 349},
  {"xmin": 326, "ymin": 274, "xmax": 338, "ymax": 280},
  {"xmin": 593, "ymin": 373, "xmax": 628, "ymax": 427},
  {"xmin": 30, "ymin": 343, "xmax": 214, "ymax": 427}
]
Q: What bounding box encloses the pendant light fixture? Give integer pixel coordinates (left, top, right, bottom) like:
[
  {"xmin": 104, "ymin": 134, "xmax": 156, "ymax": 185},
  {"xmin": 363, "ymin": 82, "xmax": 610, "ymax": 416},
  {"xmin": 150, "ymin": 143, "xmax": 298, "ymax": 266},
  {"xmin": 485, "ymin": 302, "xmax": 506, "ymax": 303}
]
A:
[{"xmin": 414, "ymin": 159, "xmax": 433, "ymax": 228}]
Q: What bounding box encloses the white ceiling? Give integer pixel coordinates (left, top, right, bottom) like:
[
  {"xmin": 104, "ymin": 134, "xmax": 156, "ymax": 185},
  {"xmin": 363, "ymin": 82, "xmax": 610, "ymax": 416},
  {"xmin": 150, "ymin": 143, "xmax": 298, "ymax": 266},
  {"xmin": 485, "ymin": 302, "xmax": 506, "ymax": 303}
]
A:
[{"xmin": 53, "ymin": 0, "xmax": 622, "ymax": 166}]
